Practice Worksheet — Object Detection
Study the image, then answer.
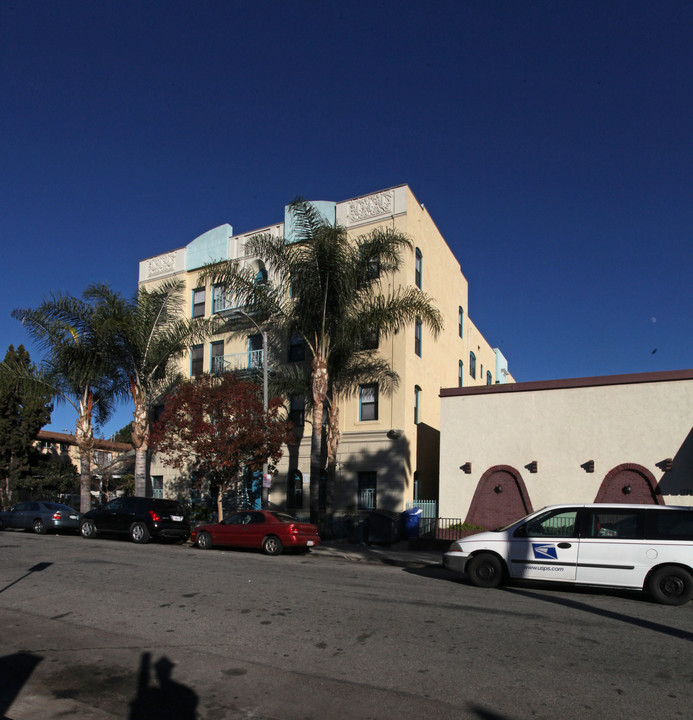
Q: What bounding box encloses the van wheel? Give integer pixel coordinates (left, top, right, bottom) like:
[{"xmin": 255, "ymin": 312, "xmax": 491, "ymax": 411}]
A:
[
  {"xmin": 467, "ymin": 553, "xmax": 504, "ymax": 588},
  {"xmin": 130, "ymin": 522, "xmax": 150, "ymax": 544},
  {"xmin": 648, "ymin": 565, "xmax": 693, "ymax": 605}
]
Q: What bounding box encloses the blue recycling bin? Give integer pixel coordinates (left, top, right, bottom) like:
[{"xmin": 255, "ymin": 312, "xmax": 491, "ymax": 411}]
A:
[{"xmin": 400, "ymin": 507, "xmax": 423, "ymax": 540}]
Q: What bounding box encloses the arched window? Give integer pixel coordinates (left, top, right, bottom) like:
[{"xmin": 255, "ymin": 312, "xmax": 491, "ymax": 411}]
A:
[
  {"xmin": 486, "ymin": 370, "xmax": 492, "ymax": 385},
  {"xmin": 287, "ymin": 469, "xmax": 303, "ymax": 509},
  {"xmin": 415, "ymin": 248, "xmax": 422, "ymax": 289},
  {"xmin": 458, "ymin": 306, "xmax": 464, "ymax": 338},
  {"xmin": 254, "ymin": 268, "xmax": 268, "ymax": 285},
  {"xmin": 414, "ymin": 385, "xmax": 421, "ymax": 425},
  {"xmin": 469, "ymin": 351, "xmax": 476, "ymax": 379},
  {"xmin": 458, "ymin": 360, "xmax": 464, "ymax": 388}
]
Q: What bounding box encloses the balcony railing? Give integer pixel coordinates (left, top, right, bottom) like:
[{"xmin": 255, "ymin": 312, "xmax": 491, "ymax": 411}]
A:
[{"xmin": 212, "ymin": 349, "xmax": 264, "ymax": 374}]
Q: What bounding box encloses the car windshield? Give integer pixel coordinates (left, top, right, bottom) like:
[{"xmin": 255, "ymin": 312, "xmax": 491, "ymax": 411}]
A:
[{"xmin": 494, "ymin": 510, "xmax": 539, "ymax": 532}]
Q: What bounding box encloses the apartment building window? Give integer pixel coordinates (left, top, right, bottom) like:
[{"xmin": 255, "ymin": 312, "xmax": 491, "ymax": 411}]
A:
[
  {"xmin": 458, "ymin": 306, "xmax": 464, "ymax": 338},
  {"xmin": 289, "ymin": 395, "xmax": 305, "ymax": 426},
  {"xmin": 486, "ymin": 370, "xmax": 493, "ymax": 385},
  {"xmin": 212, "ymin": 283, "xmax": 232, "ymax": 313},
  {"xmin": 191, "ymin": 345, "xmax": 204, "ymax": 376},
  {"xmin": 255, "ymin": 268, "xmax": 268, "ymax": 285},
  {"xmin": 359, "ymin": 383, "xmax": 379, "ymax": 421},
  {"xmin": 192, "ymin": 288, "xmax": 206, "ymax": 318},
  {"xmin": 287, "ymin": 469, "xmax": 303, "ymax": 509},
  {"xmin": 357, "ymin": 471, "xmax": 377, "ymax": 510},
  {"xmin": 288, "ymin": 332, "xmax": 306, "ymax": 362},
  {"xmin": 469, "ymin": 351, "xmax": 476, "ymax": 379},
  {"xmin": 248, "ymin": 334, "xmax": 263, "ymax": 369},
  {"xmin": 480, "ymin": 363, "xmax": 484, "ymax": 380},
  {"xmin": 458, "ymin": 360, "xmax": 464, "ymax": 388},
  {"xmin": 415, "ymin": 248, "xmax": 423, "ymax": 289},
  {"xmin": 414, "ymin": 385, "xmax": 421, "ymax": 425},
  {"xmin": 210, "ymin": 341, "xmax": 224, "ymax": 373},
  {"xmin": 414, "ymin": 318, "xmax": 422, "ymax": 357},
  {"xmin": 152, "ymin": 476, "xmax": 163, "ymax": 499}
]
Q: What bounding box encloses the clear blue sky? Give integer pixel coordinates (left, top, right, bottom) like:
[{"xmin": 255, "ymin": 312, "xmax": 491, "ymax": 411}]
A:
[{"xmin": 2, "ymin": 1, "xmax": 691, "ymax": 439}]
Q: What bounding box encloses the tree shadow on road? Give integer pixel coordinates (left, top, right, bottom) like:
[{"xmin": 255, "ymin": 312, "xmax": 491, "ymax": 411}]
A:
[
  {"xmin": 129, "ymin": 652, "xmax": 198, "ymax": 720},
  {"xmin": 0, "ymin": 652, "xmax": 42, "ymax": 720}
]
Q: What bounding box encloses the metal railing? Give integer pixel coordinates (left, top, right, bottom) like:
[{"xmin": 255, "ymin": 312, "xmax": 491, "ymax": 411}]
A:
[{"xmin": 212, "ymin": 349, "xmax": 264, "ymax": 374}]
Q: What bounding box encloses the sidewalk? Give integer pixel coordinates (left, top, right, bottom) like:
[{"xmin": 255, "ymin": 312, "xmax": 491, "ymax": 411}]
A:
[{"xmin": 310, "ymin": 539, "xmax": 444, "ymax": 568}]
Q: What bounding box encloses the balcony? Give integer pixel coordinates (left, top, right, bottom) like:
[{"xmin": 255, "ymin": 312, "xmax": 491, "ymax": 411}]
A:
[{"xmin": 212, "ymin": 349, "xmax": 264, "ymax": 374}]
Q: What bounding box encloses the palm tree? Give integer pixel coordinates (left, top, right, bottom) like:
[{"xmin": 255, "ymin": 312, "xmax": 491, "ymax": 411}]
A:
[
  {"xmin": 201, "ymin": 200, "xmax": 443, "ymax": 523},
  {"xmin": 86, "ymin": 281, "xmax": 214, "ymax": 497},
  {"xmin": 12, "ymin": 294, "xmax": 119, "ymax": 512}
]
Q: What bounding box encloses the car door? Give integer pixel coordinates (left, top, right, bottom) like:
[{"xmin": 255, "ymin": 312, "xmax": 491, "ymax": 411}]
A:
[
  {"xmin": 245, "ymin": 512, "xmax": 268, "ymax": 548},
  {"xmin": 507, "ymin": 507, "xmax": 580, "ymax": 583},
  {"xmin": 576, "ymin": 507, "xmax": 646, "ymax": 588},
  {"xmin": 97, "ymin": 497, "xmax": 127, "ymax": 532},
  {"xmin": 7, "ymin": 502, "xmax": 30, "ymax": 529},
  {"xmin": 214, "ymin": 512, "xmax": 246, "ymax": 547}
]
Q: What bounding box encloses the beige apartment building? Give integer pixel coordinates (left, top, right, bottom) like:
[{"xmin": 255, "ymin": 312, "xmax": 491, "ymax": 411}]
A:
[{"xmin": 139, "ymin": 185, "xmax": 513, "ymax": 516}]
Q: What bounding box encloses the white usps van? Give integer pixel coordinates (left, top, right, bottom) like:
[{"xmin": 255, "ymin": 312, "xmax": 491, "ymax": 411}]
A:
[{"xmin": 443, "ymin": 504, "xmax": 693, "ymax": 605}]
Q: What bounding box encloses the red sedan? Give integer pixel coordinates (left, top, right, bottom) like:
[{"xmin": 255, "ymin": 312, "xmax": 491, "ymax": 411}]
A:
[{"xmin": 191, "ymin": 510, "xmax": 321, "ymax": 555}]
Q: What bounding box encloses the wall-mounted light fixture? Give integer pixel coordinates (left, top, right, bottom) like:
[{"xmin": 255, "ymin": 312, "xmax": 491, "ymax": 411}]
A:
[
  {"xmin": 494, "ymin": 484, "xmax": 503, "ymax": 494},
  {"xmin": 387, "ymin": 428, "xmax": 404, "ymax": 440},
  {"xmin": 622, "ymin": 485, "xmax": 632, "ymax": 495},
  {"xmin": 663, "ymin": 458, "xmax": 673, "ymax": 471},
  {"xmin": 582, "ymin": 460, "xmax": 595, "ymax": 473},
  {"xmin": 460, "ymin": 462, "xmax": 472, "ymax": 474},
  {"xmin": 526, "ymin": 461, "xmax": 538, "ymax": 474}
]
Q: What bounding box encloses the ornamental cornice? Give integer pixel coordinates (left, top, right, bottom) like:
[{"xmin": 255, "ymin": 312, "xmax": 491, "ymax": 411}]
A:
[{"xmin": 346, "ymin": 190, "xmax": 395, "ymax": 224}]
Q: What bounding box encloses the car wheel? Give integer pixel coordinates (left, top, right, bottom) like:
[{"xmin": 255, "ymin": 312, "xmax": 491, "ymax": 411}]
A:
[
  {"xmin": 262, "ymin": 535, "xmax": 283, "ymax": 556},
  {"xmin": 81, "ymin": 519, "xmax": 97, "ymax": 538},
  {"xmin": 130, "ymin": 522, "xmax": 150, "ymax": 544},
  {"xmin": 0, "ymin": 519, "xmax": 5, "ymax": 530},
  {"xmin": 466, "ymin": 553, "xmax": 505, "ymax": 588},
  {"xmin": 33, "ymin": 518, "xmax": 47, "ymax": 535},
  {"xmin": 196, "ymin": 531, "xmax": 212, "ymax": 550},
  {"xmin": 648, "ymin": 565, "xmax": 693, "ymax": 606}
]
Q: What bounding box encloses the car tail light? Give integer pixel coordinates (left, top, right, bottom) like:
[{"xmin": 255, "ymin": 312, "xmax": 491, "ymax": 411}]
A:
[
  {"xmin": 149, "ymin": 510, "xmax": 161, "ymax": 522},
  {"xmin": 52, "ymin": 512, "xmax": 61, "ymax": 520},
  {"xmin": 288, "ymin": 524, "xmax": 299, "ymax": 534}
]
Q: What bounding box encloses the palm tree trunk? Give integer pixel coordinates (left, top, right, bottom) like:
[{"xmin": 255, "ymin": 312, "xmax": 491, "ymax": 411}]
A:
[
  {"xmin": 75, "ymin": 392, "xmax": 94, "ymax": 512},
  {"xmin": 325, "ymin": 396, "xmax": 341, "ymax": 528},
  {"xmin": 309, "ymin": 354, "xmax": 328, "ymax": 524},
  {"xmin": 131, "ymin": 384, "xmax": 149, "ymax": 497}
]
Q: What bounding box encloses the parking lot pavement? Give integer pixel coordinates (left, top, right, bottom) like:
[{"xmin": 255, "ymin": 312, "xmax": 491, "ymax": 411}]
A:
[{"xmin": 310, "ymin": 539, "xmax": 443, "ymax": 568}]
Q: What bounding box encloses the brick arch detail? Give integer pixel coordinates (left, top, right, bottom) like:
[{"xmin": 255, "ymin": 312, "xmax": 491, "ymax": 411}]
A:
[
  {"xmin": 594, "ymin": 463, "xmax": 662, "ymax": 505},
  {"xmin": 465, "ymin": 465, "xmax": 534, "ymax": 530}
]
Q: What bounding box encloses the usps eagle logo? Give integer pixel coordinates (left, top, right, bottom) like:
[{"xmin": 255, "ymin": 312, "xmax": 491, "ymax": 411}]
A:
[{"xmin": 532, "ymin": 543, "xmax": 558, "ymax": 560}]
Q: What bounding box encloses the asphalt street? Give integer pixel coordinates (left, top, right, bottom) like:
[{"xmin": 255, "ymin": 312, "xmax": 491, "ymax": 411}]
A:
[{"xmin": 2, "ymin": 531, "xmax": 692, "ymax": 719}]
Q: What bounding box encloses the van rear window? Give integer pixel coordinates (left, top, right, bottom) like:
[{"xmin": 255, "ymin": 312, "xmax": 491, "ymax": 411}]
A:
[{"xmin": 648, "ymin": 510, "xmax": 693, "ymax": 541}]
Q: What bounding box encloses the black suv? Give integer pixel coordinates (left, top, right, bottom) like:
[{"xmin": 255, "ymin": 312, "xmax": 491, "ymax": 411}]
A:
[{"xmin": 80, "ymin": 497, "xmax": 190, "ymax": 544}]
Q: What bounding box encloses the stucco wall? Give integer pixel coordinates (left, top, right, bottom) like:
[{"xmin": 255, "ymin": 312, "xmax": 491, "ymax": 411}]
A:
[{"xmin": 439, "ymin": 371, "xmax": 693, "ymax": 521}]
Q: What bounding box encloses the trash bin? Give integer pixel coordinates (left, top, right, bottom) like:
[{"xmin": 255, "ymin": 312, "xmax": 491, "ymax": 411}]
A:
[
  {"xmin": 365, "ymin": 510, "xmax": 401, "ymax": 545},
  {"xmin": 400, "ymin": 507, "xmax": 423, "ymax": 540}
]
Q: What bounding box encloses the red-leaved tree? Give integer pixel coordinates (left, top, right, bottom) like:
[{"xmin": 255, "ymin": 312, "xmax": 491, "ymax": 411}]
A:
[{"xmin": 150, "ymin": 372, "xmax": 291, "ymax": 521}]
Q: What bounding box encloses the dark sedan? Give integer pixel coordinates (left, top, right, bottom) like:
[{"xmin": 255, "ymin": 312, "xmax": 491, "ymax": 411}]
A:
[
  {"xmin": 0, "ymin": 501, "xmax": 81, "ymax": 534},
  {"xmin": 191, "ymin": 510, "xmax": 321, "ymax": 555}
]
